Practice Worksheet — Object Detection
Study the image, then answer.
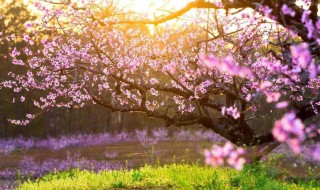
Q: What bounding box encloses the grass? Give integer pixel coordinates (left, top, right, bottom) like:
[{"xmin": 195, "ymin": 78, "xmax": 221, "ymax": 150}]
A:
[{"xmin": 17, "ymin": 163, "xmax": 320, "ymax": 190}]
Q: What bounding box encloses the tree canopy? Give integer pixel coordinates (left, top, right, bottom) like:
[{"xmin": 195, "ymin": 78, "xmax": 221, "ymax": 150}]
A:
[{"xmin": 1, "ymin": 0, "xmax": 320, "ymax": 168}]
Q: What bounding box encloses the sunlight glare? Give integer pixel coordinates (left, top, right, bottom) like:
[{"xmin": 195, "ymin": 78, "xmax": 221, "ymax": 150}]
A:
[{"xmin": 120, "ymin": 0, "xmax": 194, "ymax": 20}]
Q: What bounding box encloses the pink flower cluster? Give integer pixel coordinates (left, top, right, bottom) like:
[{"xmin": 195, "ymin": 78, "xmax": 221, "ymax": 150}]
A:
[
  {"xmin": 204, "ymin": 142, "xmax": 246, "ymax": 170},
  {"xmin": 290, "ymin": 43, "xmax": 312, "ymax": 70},
  {"xmin": 200, "ymin": 54, "xmax": 252, "ymax": 78},
  {"xmin": 272, "ymin": 111, "xmax": 305, "ymax": 153},
  {"xmin": 281, "ymin": 4, "xmax": 296, "ymax": 17},
  {"xmin": 290, "ymin": 43, "xmax": 319, "ymax": 79},
  {"xmin": 221, "ymin": 106, "xmax": 240, "ymax": 119},
  {"xmin": 259, "ymin": 81, "xmax": 282, "ymax": 103},
  {"xmin": 310, "ymin": 146, "xmax": 320, "ymax": 162}
]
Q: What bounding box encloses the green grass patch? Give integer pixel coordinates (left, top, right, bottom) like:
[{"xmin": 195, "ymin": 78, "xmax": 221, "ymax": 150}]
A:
[{"xmin": 17, "ymin": 164, "xmax": 320, "ymax": 190}]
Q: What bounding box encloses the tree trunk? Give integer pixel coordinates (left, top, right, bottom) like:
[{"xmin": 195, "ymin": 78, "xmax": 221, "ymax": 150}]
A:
[{"xmin": 245, "ymin": 141, "xmax": 281, "ymax": 163}]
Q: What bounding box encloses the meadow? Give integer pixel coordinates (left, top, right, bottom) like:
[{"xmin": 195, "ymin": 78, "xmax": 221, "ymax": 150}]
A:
[
  {"xmin": 17, "ymin": 164, "xmax": 320, "ymax": 190},
  {"xmin": 0, "ymin": 128, "xmax": 320, "ymax": 189}
]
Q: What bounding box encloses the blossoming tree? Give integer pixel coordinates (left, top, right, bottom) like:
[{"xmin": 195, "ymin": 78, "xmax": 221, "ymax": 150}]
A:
[{"xmin": 1, "ymin": 0, "xmax": 320, "ymax": 169}]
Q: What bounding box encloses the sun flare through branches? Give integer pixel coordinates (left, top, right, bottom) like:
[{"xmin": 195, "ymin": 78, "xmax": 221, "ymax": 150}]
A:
[{"xmin": 2, "ymin": 0, "xmax": 320, "ymax": 172}]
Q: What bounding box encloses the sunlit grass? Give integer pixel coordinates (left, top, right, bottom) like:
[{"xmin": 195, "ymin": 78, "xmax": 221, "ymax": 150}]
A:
[{"xmin": 17, "ymin": 163, "xmax": 320, "ymax": 190}]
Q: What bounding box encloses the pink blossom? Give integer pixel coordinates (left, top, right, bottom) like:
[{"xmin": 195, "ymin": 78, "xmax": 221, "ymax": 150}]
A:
[
  {"xmin": 245, "ymin": 94, "xmax": 252, "ymax": 101},
  {"xmin": 260, "ymin": 81, "xmax": 272, "ymax": 90},
  {"xmin": 200, "ymin": 54, "xmax": 252, "ymax": 77},
  {"xmin": 150, "ymin": 78, "xmax": 159, "ymax": 85},
  {"xmin": 214, "ymin": 0, "xmax": 224, "ymax": 8},
  {"xmin": 305, "ymin": 19, "xmax": 315, "ymax": 39},
  {"xmin": 221, "ymin": 106, "xmax": 240, "ymax": 119},
  {"xmin": 149, "ymin": 88, "xmax": 158, "ymax": 96},
  {"xmin": 272, "ymin": 111, "xmax": 305, "ymax": 153},
  {"xmin": 301, "ymin": 10, "xmax": 311, "ymax": 23},
  {"xmin": 8, "ymin": 119, "xmax": 30, "ymax": 125},
  {"xmin": 316, "ymin": 20, "xmax": 320, "ymax": 30},
  {"xmin": 281, "ymin": 4, "xmax": 296, "ymax": 17},
  {"xmin": 10, "ymin": 48, "xmax": 20, "ymax": 58},
  {"xmin": 290, "ymin": 43, "xmax": 311, "ymax": 69},
  {"xmin": 311, "ymin": 146, "xmax": 320, "ymax": 161},
  {"xmin": 187, "ymin": 105, "xmax": 195, "ymax": 113},
  {"xmin": 200, "ymin": 53, "xmax": 216, "ymax": 68},
  {"xmin": 26, "ymin": 114, "xmax": 35, "ymax": 119},
  {"xmin": 308, "ymin": 59, "xmax": 317, "ymax": 79},
  {"xmin": 259, "ymin": 5, "xmax": 273, "ymax": 18},
  {"xmin": 22, "ymin": 34, "xmax": 28, "ymax": 41},
  {"xmin": 276, "ymin": 101, "xmax": 289, "ymax": 109},
  {"xmin": 164, "ymin": 62, "xmax": 177, "ymax": 74},
  {"xmin": 205, "ymin": 142, "xmax": 246, "ymax": 170},
  {"xmin": 266, "ymin": 92, "xmax": 281, "ymax": 103}
]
